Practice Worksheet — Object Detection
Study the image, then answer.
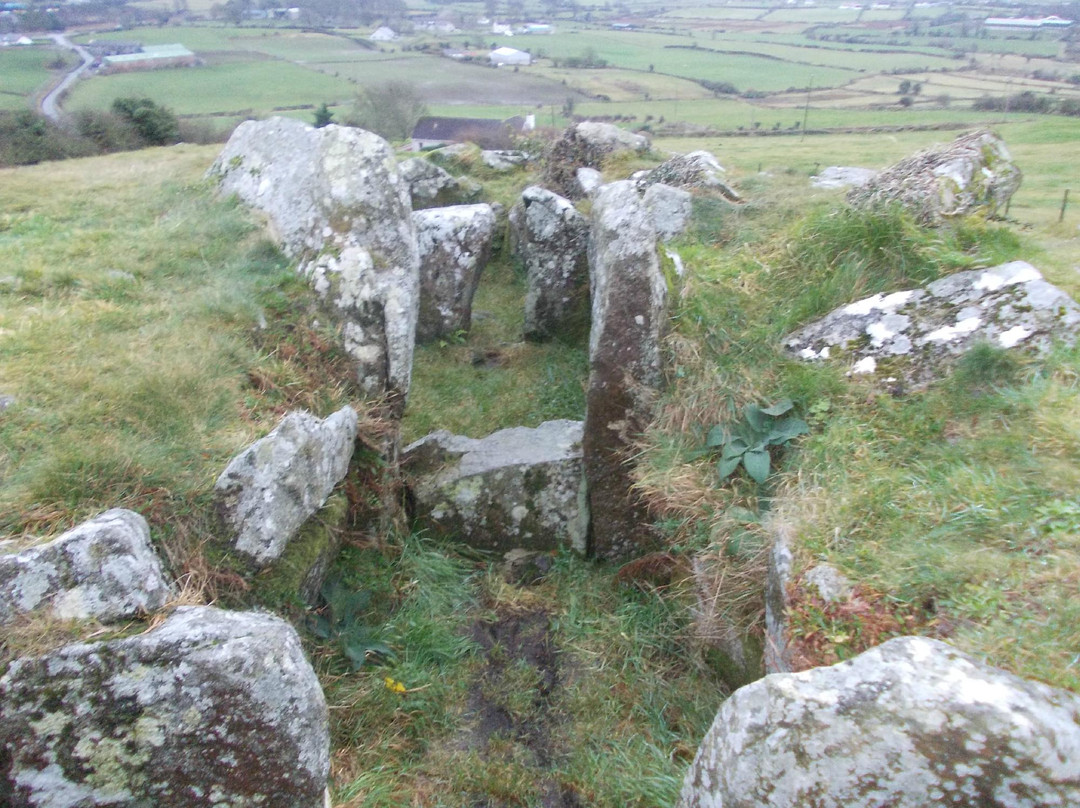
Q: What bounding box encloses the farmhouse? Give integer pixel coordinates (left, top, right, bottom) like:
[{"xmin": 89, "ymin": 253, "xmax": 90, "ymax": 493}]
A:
[
  {"xmin": 490, "ymin": 46, "xmax": 530, "ymax": 66},
  {"xmin": 984, "ymin": 15, "xmax": 1074, "ymax": 28},
  {"xmin": 411, "ymin": 115, "xmax": 533, "ymax": 150},
  {"xmin": 370, "ymin": 26, "xmax": 398, "ymax": 41},
  {"xmin": 102, "ymin": 44, "xmax": 196, "ymax": 73}
]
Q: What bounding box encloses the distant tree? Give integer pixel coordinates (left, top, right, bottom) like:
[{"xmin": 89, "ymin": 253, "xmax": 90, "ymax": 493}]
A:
[
  {"xmin": 314, "ymin": 103, "xmax": 334, "ymax": 128},
  {"xmin": 111, "ymin": 97, "xmax": 180, "ymax": 146},
  {"xmin": 898, "ymin": 96, "xmax": 914, "ymax": 107},
  {"xmin": 898, "ymin": 79, "xmax": 912, "ymax": 94},
  {"xmin": 346, "ymin": 81, "xmax": 427, "ymax": 141}
]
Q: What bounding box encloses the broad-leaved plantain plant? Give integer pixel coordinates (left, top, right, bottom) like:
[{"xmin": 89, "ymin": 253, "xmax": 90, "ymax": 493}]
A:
[{"xmin": 702, "ymin": 398, "xmax": 808, "ymax": 484}]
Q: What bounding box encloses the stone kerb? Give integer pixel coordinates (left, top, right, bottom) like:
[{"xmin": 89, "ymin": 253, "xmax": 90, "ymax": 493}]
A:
[
  {"xmin": 209, "ymin": 118, "xmax": 419, "ymax": 410},
  {"xmin": 677, "ymin": 636, "xmax": 1080, "ymax": 808},
  {"xmin": 0, "ymin": 509, "xmax": 172, "ymax": 626},
  {"xmin": 584, "ymin": 181, "xmax": 668, "ymax": 561},
  {"xmin": 0, "ymin": 606, "xmax": 330, "ymax": 807}
]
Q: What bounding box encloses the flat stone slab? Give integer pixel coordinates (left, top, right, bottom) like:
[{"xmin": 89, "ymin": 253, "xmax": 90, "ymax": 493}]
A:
[
  {"xmin": 811, "ymin": 166, "xmax": 878, "ymax": 189},
  {"xmin": 785, "ymin": 261, "xmax": 1080, "ymax": 388},
  {"xmin": 403, "ymin": 420, "xmax": 588, "ymax": 554},
  {"xmin": 0, "ymin": 509, "xmax": 171, "ymax": 626}
]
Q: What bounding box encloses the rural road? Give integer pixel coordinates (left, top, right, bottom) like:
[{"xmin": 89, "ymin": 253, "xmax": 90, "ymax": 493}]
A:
[{"xmin": 41, "ymin": 34, "xmax": 94, "ymax": 122}]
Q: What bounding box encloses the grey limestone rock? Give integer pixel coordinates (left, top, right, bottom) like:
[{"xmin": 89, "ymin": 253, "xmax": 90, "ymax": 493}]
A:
[
  {"xmin": 481, "ymin": 149, "xmax": 533, "ymax": 171},
  {"xmin": 0, "ymin": 606, "xmax": 330, "ymax": 808},
  {"xmin": 210, "ymin": 118, "xmax": 419, "ymax": 407},
  {"xmin": 640, "ymin": 150, "xmax": 741, "ymax": 201},
  {"xmin": 811, "ymin": 165, "xmax": 878, "ymax": 189},
  {"xmin": 573, "ymin": 121, "xmax": 651, "ymax": 154},
  {"xmin": 803, "ymin": 563, "xmax": 852, "ymax": 602},
  {"xmin": 543, "ymin": 121, "xmax": 651, "ymax": 198},
  {"xmin": 785, "ymin": 261, "xmax": 1080, "ymax": 389},
  {"xmin": 584, "ymin": 181, "xmax": 667, "ymax": 560},
  {"xmin": 676, "ymin": 635, "xmax": 1080, "ymax": 808},
  {"xmin": 398, "ymin": 156, "xmax": 481, "ymax": 209},
  {"xmin": 575, "ymin": 166, "xmax": 603, "ymax": 197},
  {"xmin": 215, "ymin": 407, "xmax": 358, "ymax": 567},
  {"xmin": 643, "ymin": 182, "xmax": 693, "ymax": 242},
  {"xmin": 0, "ymin": 509, "xmax": 171, "ymax": 626},
  {"xmin": 509, "ymin": 186, "xmax": 590, "ymax": 342},
  {"xmin": 413, "ymin": 204, "xmax": 496, "ymax": 343},
  {"xmin": 403, "ymin": 420, "xmax": 588, "ymax": 554},
  {"xmin": 848, "ymin": 129, "xmax": 1022, "ymax": 224}
]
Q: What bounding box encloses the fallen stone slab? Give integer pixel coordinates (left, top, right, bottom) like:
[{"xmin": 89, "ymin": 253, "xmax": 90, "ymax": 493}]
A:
[
  {"xmin": 785, "ymin": 261, "xmax": 1080, "ymax": 389},
  {"xmin": 848, "ymin": 129, "xmax": 1021, "ymax": 224},
  {"xmin": 811, "ymin": 165, "xmax": 878, "ymax": 189},
  {"xmin": 677, "ymin": 635, "xmax": 1080, "ymax": 808},
  {"xmin": 0, "ymin": 606, "xmax": 330, "ymax": 807},
  {"xmin": 403, "ymin": 420, "xmax": 588, "ymax": 554},
  {"xmin": 0, "ymin": 509, "xmax": 171, "ymax": 626},
  {"xmin": 640, "ymin": 150, "xmax": 741, "ymax": 201},
  {"xmin": 215, "ymin": 407, "xmax": 358, "ymax": 568}
]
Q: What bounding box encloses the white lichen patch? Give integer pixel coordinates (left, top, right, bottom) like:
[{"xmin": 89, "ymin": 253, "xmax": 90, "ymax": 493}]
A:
[
  {"xmin": 924, "ymin": 316, "xmax": 981, "ymax": 343},
  {"xmin": 998, "ymin": 326, "xmax": 1032, "ymax": 348}
]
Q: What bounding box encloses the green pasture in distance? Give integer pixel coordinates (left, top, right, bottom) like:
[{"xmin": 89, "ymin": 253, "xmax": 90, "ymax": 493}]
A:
[
  {"xmin": 850, "ymin": 31, "xmax": 1063, "ymax": 58},
  {"xmin": 533, "ymin": 66, "xmax": 714, "ymax": 102},
  {"xmin": 690, "ymin": 36, "xmax": 959, "ymax": 72},
  {"xmin": 75, "ymin": 25, "xmax": 254, "ymax": 51},
  {"xmin": 64, "ymin": 60, "xmax": 353, "ymax": 116},
  {"xmin": 661, "ymin": 7, "xmax": 769, "ymax": 20},
  {"xmin": 0, "ymin": 47, "xmax": 74, "ymax": 109},
  {"xmin": 757, "ymin": 7, "xmax": 862, "ymax": 24}
]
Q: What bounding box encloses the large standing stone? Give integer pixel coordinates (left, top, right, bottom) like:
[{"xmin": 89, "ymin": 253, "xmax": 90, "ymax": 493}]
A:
[
  {"xmin": 209, "ymin": 118, "xmax": 419, "ymax": 407},
  {"xmin": 0, "ymin": 606, "xmax": 330, "ymax": 808},
  {"xmin": 643, "ymin": 182, "xmax": 694, "ymax": 242},
  {"xmin": 543, "ymin": 121, "xmax": 651, "ymax": 199},
  {"xmin": 0, "ymin": 509, "xmax": 171, "ymax": 626},
  {"xmin": 215, "ymin": 407, "xmax": 358, "ymax": 568},
  {"xmin": 848, "ymin": 129, "xmax": 1022, "ymax": 224},
  {"xmin": 403, "ymin": 420, "xmax": 588, "ymax": 554},
  {"xmin": 584, "ymin": 181, "xmax": 667, "ymax": 560},
  {"xmin": 509, "ymin": 186, "xmax": 590, "ymax": 341},
  {"xmin": 676, "ymin": 636, "xmax": 1080, "ymax": 808},
  {"xmin": 785, "ymin": 261, "xmax": 1080, "ymax": 389},
  {"xmin": 413, "ymin": 204, "xmax": 497, "ymax": 343}
]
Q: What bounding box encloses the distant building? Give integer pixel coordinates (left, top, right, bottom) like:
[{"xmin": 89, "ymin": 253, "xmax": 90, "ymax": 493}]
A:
[
  {"xmin": 490, "ymin": 46, "xmax": 530, "ymax": 66},
  {"xmin": 370, "ymin": 26, "xmax": 398, "ymax": 41},
  {"xmin": 523, "ymin": 23, "xmax": 553, "ymax": 34},
  {"xmin": 492, "ymin": 22, "xmax": 514, "ymax": 36},
  {"xmin": 985, "ymin": 15, "xmax": 1073, "ymax": 28},
  {"xmin": 411, "ymin": 115, "xmax": 533, "ymax": 151},
  {"xmin": 102, "ymin": 44, "xmax": 197, "ymax": 72}
]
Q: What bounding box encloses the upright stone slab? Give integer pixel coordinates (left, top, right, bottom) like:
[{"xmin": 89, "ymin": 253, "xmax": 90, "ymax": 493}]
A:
[
  {"xmin": 210, "ymin": 118, "xmax": 419, "ymax": 408},
  {"xmin": 0, "ymin": 509, "xmax": 171, "ymax": 626},
  {"xmin": 0, "ymin": 606, "xmax": 330, "ymax": 808},
  {"xmin": 403, "ymin": 420, "xmax": 588, "ymax": 554},
  {"xmin": 584, "ymin": 181, "xmax": 667, "ymax": 560},
  {"xmin": 543, "ymin": 121, "xmax": 651, "ymax": 198},
  {"xmin": 640, "ymin": 150, "xmax": 740, "ymax": 201},
  {"xmin": 677, "ymin": 636, "xmax": 1080, "ymax": 808},
  {"xmin": 509, "ymin": 186, "xmax": 590, "ymax": 342},
  {"xmin": 413, "ymin": 204, "xmax": 496, "ymax": 343},
  {"xmin": 215, "ymin": 407, "xmax": 358, "ymax": 568},
  {"xmin": 847, "ymin": 129, "xmax": 1022, "ymax": 224},
  {"xmin": 643, "ymin": 182, "xmax": 693, "ymax": 242}
]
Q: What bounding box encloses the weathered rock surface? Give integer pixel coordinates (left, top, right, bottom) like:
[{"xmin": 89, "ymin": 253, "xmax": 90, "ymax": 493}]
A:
[
  {"xmin": 0, "ymin": 509, "xmax": 171, "ymax": 626},
  {"xmin": 403, "ymin": 420, "xmax": 588, "ymax": 554},
  {"xmin": 640, "ymin": 150, "xmax": 740, "ymax": 201},
  {"xmin": 0, "ymin": 606, "xmax": 330, "ymax": 807},
  {"xmin": 210, "ymin": 118, "xmax": 419, "ymax": 405},
  {"xmin": 215, "ymin": 407, "xmax": 358, "ymax": 567},
  {"xmin": 575, "ymin": 166, "xmax": 603, "ymax": 197},
  {"xmin": 584, "ymin": 181, "xmax": 667, "ymax": 560},
  {"xmin": 481, "ymin": 149, "xmax": 532, "ymax": 171},
  {"xmin": 848, "ymin": 129, "xmax": 1022, "ymax": 224},
  {"xmin": 509, "ymin": 186, "xmax": 590, "ymax": 341},
  {"xmin": 785, "ymin": 261, "xmax": 1080, "ymax": 388},
  {"xmin": 811, "ymin": 165, "xmax": 878, "ymax": 189},
  {"xmin": 643, "ymin": 182, "xmax": 693, "ymax": 242},
  {"xmin": 398, "ymin": 156, "xmax": 482, "ymax": 209},
  {"xmin": 413, "ymin": 204, "xmax": 497, "ymax": 342},
  {"xmin": 543, "ymin": 121, "xmax": 650, "ymax": 198},
  {"xmin": 676, "ymin": 636, "xmax": 1080, "ymax": 808}
]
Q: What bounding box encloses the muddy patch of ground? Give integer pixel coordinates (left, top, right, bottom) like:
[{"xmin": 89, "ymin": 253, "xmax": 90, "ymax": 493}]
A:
[{"xmin": 463, "ymin": 608, "xmax": 581, "ymax": 808}]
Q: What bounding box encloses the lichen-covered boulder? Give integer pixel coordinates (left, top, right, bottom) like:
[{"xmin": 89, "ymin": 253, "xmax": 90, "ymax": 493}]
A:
[
  {"xmin": 215, "ymin": 407, "xmax": 358, "ymax": 568},
  {"xmin": 209, "ymin": 118, "xmax": 419, "ymax": 406},
  {"xmin": 575, "ymin": 166, "xmax": 603, "ymax": 197},
  {"xmin": 0, "ymin": 509, "xmax": 171, "ymax": 626},
  {"xmin": 643, "ymin": 182, "xmax": 693, "ymax": 242},
  {"xmin": 847, "ymin": 129, "xmax": 1022, "ymax": 224},
  {"xmin": 413, "ymin": 204, "xmax": 497, "ymax": 343},
  {"xmin": 640, "ymin": 150, "xmax": 741, "ymax": 201},
  {"xmin": 811, "ymin": 165, "xmax": 878, "ymax": 189},
  {"xmin": 403, "ymin": 420, "xmax": 588, "ymax": 554},
  {"xmin": 543, "ymin": 121, "xmax": 650, "ymax": 199},
  {"xmin": 785, "ymin": 261, "xmax": 1080, "ymax": 389},
  {"xmin": 584, "ymin": 181, "xmax": 667, "ymax": 560},
  {"xmin": 0, "ymin": 606, "xmax": 330, "ymax": 807},
  {"xmin": 676, "ymin": 636, "xmax": 1080, "ymax": 808},
  {"xmin": 509, "ymin": 186, "xmax": 590, "ymax": 342},
  {"xmin": 398, "ymin": 156, "xmax": 482, "ymax": 209},
  {"xmin": 481, "ymin": 149, "xmax": 533, "ymax": 171}
]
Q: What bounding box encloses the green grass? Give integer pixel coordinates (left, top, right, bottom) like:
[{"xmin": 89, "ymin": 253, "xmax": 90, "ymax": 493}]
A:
[{"xmin": 0, "ymin": 47, "xmax": 74, "ymax": 110}]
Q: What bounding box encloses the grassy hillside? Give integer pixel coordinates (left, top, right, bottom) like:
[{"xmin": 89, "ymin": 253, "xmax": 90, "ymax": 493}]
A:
[{"xmin": 1, "ymin": 118, "xmax": 1078, "ymax": 805}]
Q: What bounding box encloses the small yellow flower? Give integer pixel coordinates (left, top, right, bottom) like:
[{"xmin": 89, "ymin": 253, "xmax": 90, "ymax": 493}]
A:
[{"xmin": 384, "ymin": 676, "xmax": 407, "ymax": 694}]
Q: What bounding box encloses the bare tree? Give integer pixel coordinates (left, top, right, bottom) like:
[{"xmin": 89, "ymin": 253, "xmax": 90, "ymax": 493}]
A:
[{"xmin": 345, "ymin": 81, "xmax": 428, "ymax": 142}]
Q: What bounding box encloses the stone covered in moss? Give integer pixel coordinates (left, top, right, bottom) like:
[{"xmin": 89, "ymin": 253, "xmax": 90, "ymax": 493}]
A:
[
  {"xmin": 0, "ymin": 606, "xmax": 329, "ymax": 807},
  {"xmin": 403, "ymin": 420, "xmax": 587, "ymax": 554},
  {"xmin": 677, "ymin": 636, "xmax": 1080, "ymax": 808}
]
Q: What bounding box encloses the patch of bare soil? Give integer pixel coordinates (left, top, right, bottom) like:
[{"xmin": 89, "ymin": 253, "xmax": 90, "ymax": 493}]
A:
[{"xmin": 464, "ymin": 608, "xmax": 581, "ymax": 808}]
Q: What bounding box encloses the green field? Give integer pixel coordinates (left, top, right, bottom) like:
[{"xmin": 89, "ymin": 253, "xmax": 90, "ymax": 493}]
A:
[{"xmin": 0, "ymin": 46, "xmax": 74, "ymax": 110}]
